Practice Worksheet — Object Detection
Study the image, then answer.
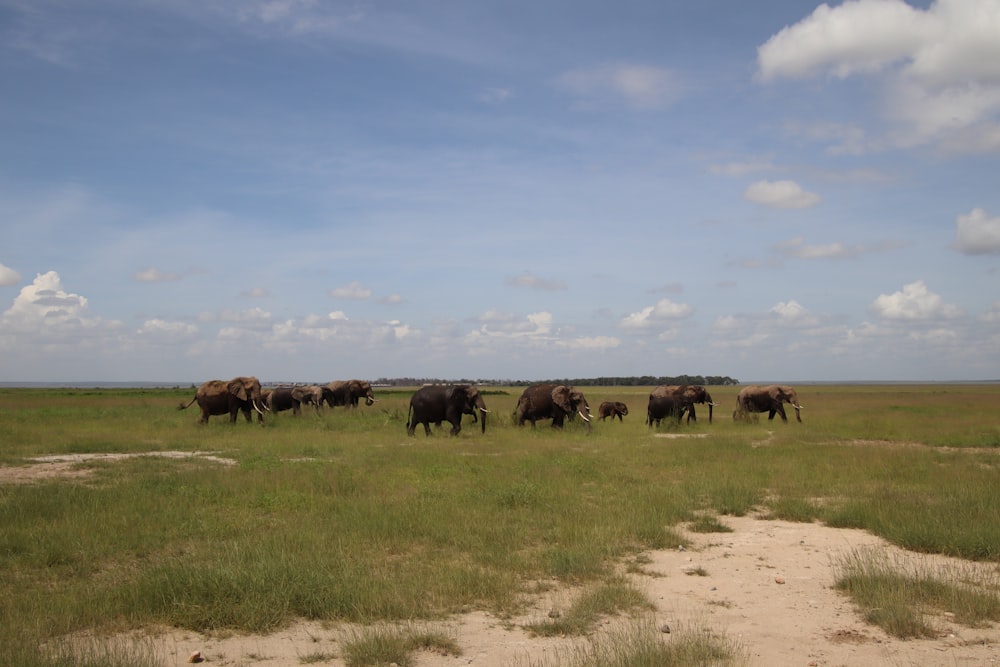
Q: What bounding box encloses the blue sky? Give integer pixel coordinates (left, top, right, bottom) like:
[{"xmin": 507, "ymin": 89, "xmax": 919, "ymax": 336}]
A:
[{"xmin": 2, "ymin": 0, "xmax": 999, "ymax": 383}]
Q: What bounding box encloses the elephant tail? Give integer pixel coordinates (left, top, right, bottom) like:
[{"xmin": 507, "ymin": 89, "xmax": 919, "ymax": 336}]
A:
[{"xmin": 177, "ymin": 395, "xmax": 197, "ymax": 411}]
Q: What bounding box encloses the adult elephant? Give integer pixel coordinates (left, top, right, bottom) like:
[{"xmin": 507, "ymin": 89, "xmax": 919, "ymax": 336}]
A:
[
  {"xmin": 324, "ymin": 379, "xmax": 376, "ymax": 408},
  {"xmin": 407, "ymin": 385, "xmax": 488, "ymax": 436},
  {"xmin": 598, "ymin": 401, "xmax": 628, "ymax": 422},
  {"xmin": 734, "ymin": 385, "xmax": 803, "ymax": 423},
  {"xmin": 646, "ymin": 392, "xmax": 686, "ymax": 427},
  {"xmin": 651, "ymin": 385, "xmax": 716, "ymax": 423},
  {"xmin": 516, "ymin": 384, "xmax": 591, "ymax": 432},
  {"xmin": 178, "ymin": 376, "xmax": 267, "ymax": 424},
  {"xmin": 266, "ymin": 385, "xmax": 323, "ymax": 416}
]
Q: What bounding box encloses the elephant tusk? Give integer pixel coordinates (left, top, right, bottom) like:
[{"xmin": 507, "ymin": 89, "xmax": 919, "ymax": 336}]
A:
[
  {"xmin": 252, "ymin": 399, "xmax": 265, "ymax": 416},
  {"xmin": 794, "ymin": 404, "xmax": 804, "ymax": 409},
  {"xmin": 479, "ymin": 408, "xmax": 489, "ymax": 413},
  {"xmin": 578, "ymin": 410, "xmax": 591, "ymax": 422}
]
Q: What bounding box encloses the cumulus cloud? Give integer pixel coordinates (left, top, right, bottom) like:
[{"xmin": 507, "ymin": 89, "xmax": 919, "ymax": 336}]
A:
[
  {"xmin": 0, "ymin": 271, "xmax": 122, "ymax": 343},
  {"xmin": 0, "ymin": 262, "xmax": 20, "ymax": 286},
  {"xmin": 757, "ymin": 0, "xmax": 1000, "ymax": 152},
  {"xmin": 329, "ymin": 281, "xmax": 372, "ymax": 299},
  {"xmin": 870, "ymin": 280, "xmax": 963, "ymax": 320},
  {"xmin": 134, "ymin": 267, "xmax": 180, "ymax": 282},
  {"xmin": 744, "ymin": 180, "xmax": 821, "ymax": 209},
  {"xmin": 620, "ymin": 299, "xmax": 694, "ymax": 329},
  {"xmin": 954, "ymin": 208, "xmax": 1000, "ymax": 254},
  {"xmin": 557, "ymin": 63, "xmax": 682, "ymax": 110},
  {"xmin": 504, "ymin": 273, "xmax": 567, "ymax": 291}
]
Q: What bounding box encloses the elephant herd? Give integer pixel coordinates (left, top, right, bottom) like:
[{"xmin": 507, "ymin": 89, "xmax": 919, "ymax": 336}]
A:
[
  {"xmin": 178, "ymin": 377, "xmax": 803, "ymax": 433},
  {"xmin": 177, "ymin": 377, "xmax": 376, "ymax": 424}
]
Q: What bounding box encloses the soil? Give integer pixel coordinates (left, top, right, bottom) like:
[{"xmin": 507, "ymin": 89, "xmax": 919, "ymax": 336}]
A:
[{"xmin": 6, "ymin": 454, "xmax": 1000, "ymax": 666}]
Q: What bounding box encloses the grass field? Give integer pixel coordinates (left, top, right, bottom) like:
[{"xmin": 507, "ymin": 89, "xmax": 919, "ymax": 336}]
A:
[{"xmin": 0, "ymin": 383, "xmax": 998, "ymax": 666}]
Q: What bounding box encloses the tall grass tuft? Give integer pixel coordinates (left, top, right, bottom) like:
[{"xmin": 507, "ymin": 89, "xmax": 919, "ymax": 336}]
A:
[
  {"xmin": 525, "ymin": 577, "xmax": 653, "ymax": 637},
  {"xmin": 522, "ymin": 617, "xmax": 747, "ymax": 667},
  {"xmin": 340, "ymin": 623, "xmax": 459, "ymax": 667},
  {"xmin": 833, "ymin": 547, "xmax": 1000, "ymax": 638}
]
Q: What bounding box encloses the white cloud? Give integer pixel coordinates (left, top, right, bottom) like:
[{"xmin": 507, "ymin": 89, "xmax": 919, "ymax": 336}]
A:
[
  {"xmin": 870, "ymin": 280, "xmax": 963, "ymax": 320},
  {"xmin": 134, "ymin": 267, "xmax": 180, "ymax": 282},
  {"xmin": 136, "ymin": 319, "xmax": 199, "ymax": 340},
  {"xmin": 504, "ymin": 273, "xmax": 567, "ymax": 291},
  {"xmin": 329, "ymin": 281, "xmax": 372, "ymax": 299},
  {"xmin": 0, "ymin": 262, "xmax": 20, "ymax": 286},
  {"xmin": 378, "ymin": 293, "xmax": 405, "ymax": 305},
  {"xmin": 757, "ymin": 0, "xmax": 1000, "ymax": 152},
  {"xmin": 559, "ymin": 336, "xmax": 621, "ymax": 350},
  {"xmin": 744, "ymin": 180, "xmax": 821, "ymax": 209},
  {"xmin": 954, "ymin": 208, "xmax": 1000, "ymax": 255},
  {"xmin": 757, "ymin": 0, "xmax": 934, "ymax": 82},
  {"xmin": 775, "ymin": 236, "xmax": 905, "ymax": 259},
  {"xmin": 0, "ymin": 271, "xmax": 122, "ymax": 344},
  {"xmin": 557, "ymin": 63, "xmax": 682, "ymax": 110},
  {"xmin": 242, "ymin": 287, "xmax": 271, "ymax": 298},
  {"xmin": 620, "ymin": 299, "xmax": 694, "ymax": 330}
]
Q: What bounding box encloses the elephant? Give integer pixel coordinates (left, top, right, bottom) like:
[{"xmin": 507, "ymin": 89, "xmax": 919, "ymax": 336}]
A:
[
  {"xmin": 650, "ymin": 385, "xmax": 716, "ymax": 423},
  {"xmin": 516, "ymin": 384, "xmax": 591, "ymax": 432},
  {"xmin": 733, "ymin": 384, "xmax": 803, "ymax": 423},
  {"xmin": 324, "ymin": 379, "xmax": 376, "ymax": 408},
  {"xmin": 407, "ymin": 385, "xmax": 488, "ymax": 436},
  {"xmin": 598, "ymin": 401, "xmax": 628, "ymax": 422},
  {"xmin": 178, "ymin": 376, "xmax": 267, "ymax": 424},
  {"xmin": 646, "ymin": 392, "xmax": 687, "ymax": 427},
  {"xmin": 266, "ymin": 385, "xmax": 324, "ymax": 416}
]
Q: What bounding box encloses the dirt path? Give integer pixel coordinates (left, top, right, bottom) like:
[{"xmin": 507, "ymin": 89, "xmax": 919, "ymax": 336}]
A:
[{"xmin": 142, "ymin": 517, "xmax": 999, "ymax": 667}]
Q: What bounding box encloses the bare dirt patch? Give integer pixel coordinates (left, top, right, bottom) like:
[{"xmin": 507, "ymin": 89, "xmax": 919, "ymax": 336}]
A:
[
  {"xmin": 119, "ymin": 517, "xmax": 1000, "ymax": 667},
  {"xmin": 0, "ymin": 451, "xmax": 235, "ymax": 485}
]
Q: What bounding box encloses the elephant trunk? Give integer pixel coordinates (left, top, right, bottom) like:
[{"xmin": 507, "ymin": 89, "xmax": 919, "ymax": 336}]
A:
[
  {"xmin": 707, "ymin": 401, "xmax": 714, "ymax": 424},
  {"xmin": 480, "ymin": 407, "xmax": 487, "ymax": 434},
  {"xmin": 579, "ymin": 409, "xmax": 591, "ymax": 433}
]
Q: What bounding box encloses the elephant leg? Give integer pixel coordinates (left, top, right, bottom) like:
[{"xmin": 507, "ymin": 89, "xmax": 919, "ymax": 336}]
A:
[
  {"xmin": 768, "ymin": 408, "xmax": 776, "ymax": 421},
  {"xmin": 423, "ymin": 421, "xmax": 432, "ymax": 436},
  {"xmin": 776, "ymin": 406, "xmax": 788, "ymax": 423}
]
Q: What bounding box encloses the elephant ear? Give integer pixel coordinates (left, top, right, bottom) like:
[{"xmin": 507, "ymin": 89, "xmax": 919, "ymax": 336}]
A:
[
  {"xmin": 229, "ymin": 379, "xmax": 248, "ymax": 401},
  {"xmin": 551, "ymin": 385, "xmax": 571, "ymax": 412}
]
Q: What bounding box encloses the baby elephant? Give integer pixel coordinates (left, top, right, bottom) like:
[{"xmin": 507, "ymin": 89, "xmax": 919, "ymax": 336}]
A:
[{"xmin": 598, "ymin": 401, "xmax": 629, "ymax": 422}]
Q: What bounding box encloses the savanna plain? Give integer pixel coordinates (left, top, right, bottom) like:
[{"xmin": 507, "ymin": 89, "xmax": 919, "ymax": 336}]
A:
[{"xmin": 1, "ymin": 384, "xmax": 999, "ymax": 667}]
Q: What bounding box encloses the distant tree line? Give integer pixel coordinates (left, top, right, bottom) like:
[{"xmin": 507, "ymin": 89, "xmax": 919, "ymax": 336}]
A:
[{"xmin": 374, "ymin": 375, "xmax": 739, "ymax": 387}]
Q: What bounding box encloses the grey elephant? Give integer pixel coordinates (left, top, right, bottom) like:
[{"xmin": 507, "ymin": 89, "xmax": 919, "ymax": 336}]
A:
[
  {"xmin": 651, "ymin": 385, "xmax": 716, "ymax": 423},
  {"xmin": 597, "ymin": 401, "xmax": 628, "ymax": 422},
  {"xmin": 516, "ymin": 383, "xmax": 591, "ymax": 432},
  {"xmin": 178, "ymin": 376, "xmax": 267, "ymax": 424},
  {"xmin": 266, "ymin": 385, "xmax": 323, "ymax": 416},
  {"xmin": 646, "ymin": 391, "xmax": 686, "ymax": 427},
  {"xmin": 407, "ymin": 385, "xmax": 488, "ymax": 436},
  {"xmin": 324, "ymin": 379, "xmax": 376, "ymax": 408},
  {"xmin": 733, "ymin": 384, "xmax": 803, "ymax": 423}
]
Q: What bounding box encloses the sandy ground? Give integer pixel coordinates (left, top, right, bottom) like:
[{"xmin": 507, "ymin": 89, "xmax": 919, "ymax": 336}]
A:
[{"xmin": 6, "ymin": 454, "xmax": 1000, "ymax": 666}]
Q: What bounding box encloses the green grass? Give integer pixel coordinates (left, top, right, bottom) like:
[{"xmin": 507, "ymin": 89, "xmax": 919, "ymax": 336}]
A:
[
  {"xmin": 1, "ymin": 384, "xmax": 999, "ymax": 665},
  {"xmin": 524, "ymin": 577, "xmax": 654, "ymax": 637},
  {"xmin": 833, "ymin": 547, "xmax": 1000, "ymax": 638},
  {"xmin": 522, "ymin": 618, "xmax": 748, "ymax": 667}
]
